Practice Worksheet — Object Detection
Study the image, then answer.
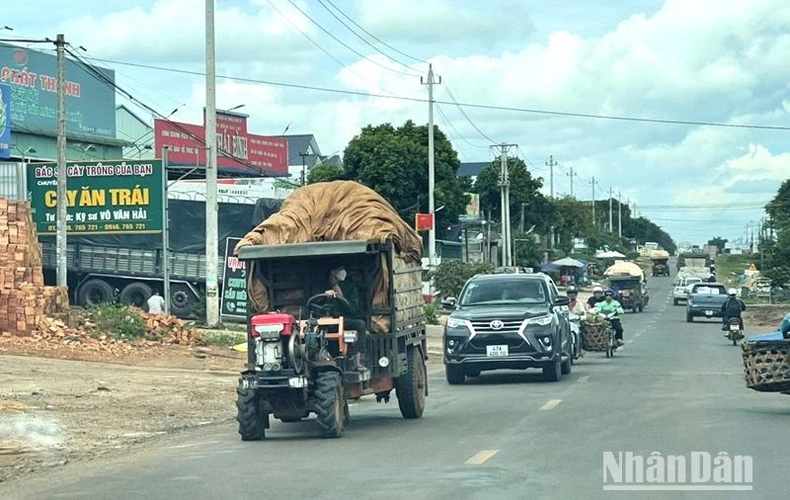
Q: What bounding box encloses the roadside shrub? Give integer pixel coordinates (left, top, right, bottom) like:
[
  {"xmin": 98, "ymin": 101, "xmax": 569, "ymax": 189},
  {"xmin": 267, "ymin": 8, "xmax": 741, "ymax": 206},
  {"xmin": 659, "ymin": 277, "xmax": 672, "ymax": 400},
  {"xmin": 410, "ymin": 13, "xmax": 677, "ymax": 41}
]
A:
[
  {"xmin": 87, "ymin": 303, "xmax": 147, "ymax": 340},
  {"xmin": 431, "ymin": 260, "xmax": 495, "ymax": 299},
  {"xmin": 423, "ymin": 303, "xmax": 439, "ymax": 325}
]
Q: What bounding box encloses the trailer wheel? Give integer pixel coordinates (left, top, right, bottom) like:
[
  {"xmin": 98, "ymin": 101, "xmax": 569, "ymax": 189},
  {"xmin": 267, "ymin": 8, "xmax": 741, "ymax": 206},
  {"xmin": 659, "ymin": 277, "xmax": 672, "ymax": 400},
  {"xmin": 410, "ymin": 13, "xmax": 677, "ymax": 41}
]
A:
[
  {"xmin": 120, "ymin": 282, "xmax": 152, "ymax": 308},
  {"xmin": 77, "ymin": 279, "xmax": 115, "ymax": 307},
  {"xmin": 170, "ymin": 283, "xmax": 197, "ymax": 317},
  {"xmin": 314, "ymin": 370, "xmax": 345, "ymax": 438},
  {"xmin": 396, "ymin": 345, "xmax": 427, "ymax": 419}
]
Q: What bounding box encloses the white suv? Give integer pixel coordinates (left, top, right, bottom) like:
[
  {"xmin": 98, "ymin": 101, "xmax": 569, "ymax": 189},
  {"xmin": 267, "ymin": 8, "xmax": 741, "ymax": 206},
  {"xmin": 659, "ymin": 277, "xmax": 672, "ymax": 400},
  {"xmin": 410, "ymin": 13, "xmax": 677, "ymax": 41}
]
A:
[{"xmin": 673, "ymin": 276, "xmax": 702, "ymax": 305}]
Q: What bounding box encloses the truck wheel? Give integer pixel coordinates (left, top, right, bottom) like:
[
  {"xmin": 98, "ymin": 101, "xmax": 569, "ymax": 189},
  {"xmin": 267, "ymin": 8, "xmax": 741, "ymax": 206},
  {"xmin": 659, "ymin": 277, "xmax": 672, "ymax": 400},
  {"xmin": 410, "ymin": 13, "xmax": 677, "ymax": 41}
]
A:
[
  {"xmin": 543, "ymin": 358, "xmax": 562, "ymax": 382},
  {"xmin": 561, "ymin": 354, "xmax": 572, "ymax": 375},
  {"xmin": 236, "ymin": 387, "xmax": 266, "ymax": 441},
  {"xmin": 445, "ymin": 365, "xmax": 465, "ymax": 385},
  {"xmin": 315, "ymin": 370, "xmax": 345, "ymax": 438},
  {"xmin": 77, "ymin": 279, "xmax": 115, "ymax": 307},
  {"xmin": 396, "ymin": 345, "xmax": 427, "ymax": 419},
  {"xmin": 169, "ymin": 284, "xmax": 197, "ymax": 317},
  {"xmin": 686, "ymin": 313, "xmax": 693, "ymax": 323},
  {"xmin": 673, "ymin": 299, "xmax": 679, "ymax": 306},
  {"xmin": 120, "ymin": 282, "xmax": 152, "ymax": 308}
]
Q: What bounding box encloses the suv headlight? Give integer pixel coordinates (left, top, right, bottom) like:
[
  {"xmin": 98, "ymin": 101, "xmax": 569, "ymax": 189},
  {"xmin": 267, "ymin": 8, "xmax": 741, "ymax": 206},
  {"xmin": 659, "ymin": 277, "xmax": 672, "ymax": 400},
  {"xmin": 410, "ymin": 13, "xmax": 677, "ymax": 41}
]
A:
[
  {"xmin": 527, "ymin": 315, "xmax": 553, "ymax": 327},
  {"xmin": 447, "ymin": 317, "xmax": 472, "ymax": 330}
]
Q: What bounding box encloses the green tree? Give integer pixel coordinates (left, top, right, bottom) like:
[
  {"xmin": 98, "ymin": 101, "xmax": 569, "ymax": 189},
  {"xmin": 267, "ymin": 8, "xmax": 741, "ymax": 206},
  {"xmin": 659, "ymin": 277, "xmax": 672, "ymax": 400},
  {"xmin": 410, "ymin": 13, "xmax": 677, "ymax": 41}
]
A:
[
  {"xmin": 706, "ymin": 237, "xmax": 728, "ymax": 251},
  {"xmin": 307, "ymin": 164, "xmax": 345, "ymax": 184},
  {"xmin": 763, "ymin": 179, "xmax": 790, "ymax": 285},
  {"xmin": 474, "ymin": 157, "xmax": 557, "ymax": 233},
  {"xmin": 342, "ymin": 120, "xmax": 469, "ymax": 227},
  {"xmin": 552, "ymin": 196, "xmax": 595, "ymax": 255},
  {"xmin": 623, "ymin": 217, "xmax": 677, "ymax": 254}
]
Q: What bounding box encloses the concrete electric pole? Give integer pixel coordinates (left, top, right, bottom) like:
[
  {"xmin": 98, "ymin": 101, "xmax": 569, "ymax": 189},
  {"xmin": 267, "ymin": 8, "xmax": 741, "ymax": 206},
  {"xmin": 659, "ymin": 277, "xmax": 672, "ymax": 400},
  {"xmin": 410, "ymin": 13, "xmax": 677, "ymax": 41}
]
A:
[
  {"xmin": 591, "ymin": 177, "xmax": 598, "ymax": 226},
  {"xmin": 55, "ymin": 34, "xmax": 68, "ymax": 288},
  {"xmin": 609, "ymin": 188, "xmax": 614, "ymax": 233},
  {"xmin": 546, "ymin": 155, "xmax": 557, "ymax": 248},
  {"xmin": 205, "ymin": 0, "xmax": 219, "ymax": 326},
  {"xmin": 618, "ymin": 191, "xmax": 622, "ymax": 238},
  {"xmin": 421, "ymin": 64, "xmax": 441, "ymax": 276},
  {"xmin": 496, "ymin": 144, "xmax": 517, "ymax": 267},
  {"xmin": 567, "ymin": 166, "xmax": 578, "ymax": 198}
]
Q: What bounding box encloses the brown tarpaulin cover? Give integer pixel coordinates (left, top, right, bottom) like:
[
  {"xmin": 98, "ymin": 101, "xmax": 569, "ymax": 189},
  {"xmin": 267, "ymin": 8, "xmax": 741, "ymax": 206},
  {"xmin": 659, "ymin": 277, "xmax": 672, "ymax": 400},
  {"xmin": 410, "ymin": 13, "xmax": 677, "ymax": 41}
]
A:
[{"xmin": 234, "ymin": 181, "xmax": 424, "ymax": 332}]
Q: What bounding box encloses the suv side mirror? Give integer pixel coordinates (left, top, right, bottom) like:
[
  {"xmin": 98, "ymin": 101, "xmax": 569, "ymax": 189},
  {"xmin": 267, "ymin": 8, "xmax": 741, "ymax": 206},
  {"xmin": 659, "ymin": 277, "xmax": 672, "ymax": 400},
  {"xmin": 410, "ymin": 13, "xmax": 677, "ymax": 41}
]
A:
[
  {"xmin": 441, "ymin": 297, "xmax": 457, "ymax": 310},
  {"xmin": 553, "ymin": 296, "xmax": 570, "ymax": 307}
]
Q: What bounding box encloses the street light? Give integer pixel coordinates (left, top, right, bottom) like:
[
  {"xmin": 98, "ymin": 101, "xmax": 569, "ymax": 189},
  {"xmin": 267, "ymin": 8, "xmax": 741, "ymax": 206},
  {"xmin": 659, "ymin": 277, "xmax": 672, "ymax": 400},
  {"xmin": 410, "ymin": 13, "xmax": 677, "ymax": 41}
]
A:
[
  {"xmin": 225, "ymin": 104, "xmax": 245, "ymax": 112},
  {"xmin": 1, "ymin": 26, "xmax": 12, "ymax": 31},
  {"xmin": 82, "ymin": 144, "xmax": 96, "ymax": 160}
]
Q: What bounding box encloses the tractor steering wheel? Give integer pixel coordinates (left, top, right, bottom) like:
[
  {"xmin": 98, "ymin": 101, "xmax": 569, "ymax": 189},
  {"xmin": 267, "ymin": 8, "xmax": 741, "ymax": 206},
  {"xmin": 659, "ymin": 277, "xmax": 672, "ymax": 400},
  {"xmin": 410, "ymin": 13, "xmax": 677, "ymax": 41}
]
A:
[{"xmin": 306, "ymin": 293, "xmax": 351, "ymax": 318}]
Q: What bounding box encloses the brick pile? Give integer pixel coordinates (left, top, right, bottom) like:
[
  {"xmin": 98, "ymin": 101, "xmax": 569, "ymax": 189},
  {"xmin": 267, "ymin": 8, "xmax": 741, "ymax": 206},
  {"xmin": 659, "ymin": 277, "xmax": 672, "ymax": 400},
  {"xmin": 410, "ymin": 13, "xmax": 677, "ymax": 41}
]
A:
[{"xmin": 0, "ymin": 198, "xmax": 69, "ymax": 336}]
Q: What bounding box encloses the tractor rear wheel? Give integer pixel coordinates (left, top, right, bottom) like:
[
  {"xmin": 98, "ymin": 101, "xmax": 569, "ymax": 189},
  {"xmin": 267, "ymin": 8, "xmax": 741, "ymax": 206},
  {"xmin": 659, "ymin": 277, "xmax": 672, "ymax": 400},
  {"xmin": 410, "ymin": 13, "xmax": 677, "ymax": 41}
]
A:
[
  {"xmin": 236, "ymin": 388, "xmax": 266, "ymax": 441},
  {"xmin": 396, "ymin": 345, "xmax": 427, "ymax": 419},
  {"xmin": 315, "ymin": 371, "xmax": 345, "ymax": 438}
]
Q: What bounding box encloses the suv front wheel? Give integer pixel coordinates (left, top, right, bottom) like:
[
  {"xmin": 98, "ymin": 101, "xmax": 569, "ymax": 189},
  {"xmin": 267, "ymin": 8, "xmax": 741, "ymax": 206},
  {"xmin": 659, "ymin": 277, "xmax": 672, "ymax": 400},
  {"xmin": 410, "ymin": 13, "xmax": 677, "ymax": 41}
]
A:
[
  {"xmin": 445, "ymin": 365, "xmax": 466, "ymax": 385},
  {"xmin": 543, "ymin": 357, "xmax": 561, "ymax": 382}
]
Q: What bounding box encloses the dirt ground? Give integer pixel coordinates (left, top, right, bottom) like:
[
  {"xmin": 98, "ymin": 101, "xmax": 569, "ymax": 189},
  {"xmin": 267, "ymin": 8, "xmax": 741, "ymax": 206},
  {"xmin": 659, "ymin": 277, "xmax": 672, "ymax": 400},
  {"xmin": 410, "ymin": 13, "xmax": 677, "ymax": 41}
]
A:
[
  {"xmin": 0, "ymin": 341, "xmax": 246, "ymax": 483},
  {"xmin": 743, "ymin": 305, "xmax": 790, "ymax": 329}
]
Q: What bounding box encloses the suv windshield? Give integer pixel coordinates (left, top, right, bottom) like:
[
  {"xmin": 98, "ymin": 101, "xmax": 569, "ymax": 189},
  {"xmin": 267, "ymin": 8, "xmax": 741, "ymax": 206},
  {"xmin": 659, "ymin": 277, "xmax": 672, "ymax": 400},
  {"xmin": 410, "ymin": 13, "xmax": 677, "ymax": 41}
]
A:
[{"xmin": 459, "ymin": 279, "xmax": 547, "ymax": 306}]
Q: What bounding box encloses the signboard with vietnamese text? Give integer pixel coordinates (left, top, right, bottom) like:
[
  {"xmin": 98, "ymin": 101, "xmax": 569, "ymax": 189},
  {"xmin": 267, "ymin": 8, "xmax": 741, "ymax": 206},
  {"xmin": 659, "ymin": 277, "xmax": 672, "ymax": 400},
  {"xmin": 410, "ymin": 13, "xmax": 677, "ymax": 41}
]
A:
[
  {"xmin": 154, "ymin": 111, "xmax": 288, "ymax": 176},
  {"xmin": 0, "ymin": 42, "xmax": 116, "ymax": 138},
  {"xmin": 26, "ymin": 160, "xmax": 163, "ymax": 235},
  {"xmin": 221, "ymin": 237, "xmax": 247, "ymax": 318}
]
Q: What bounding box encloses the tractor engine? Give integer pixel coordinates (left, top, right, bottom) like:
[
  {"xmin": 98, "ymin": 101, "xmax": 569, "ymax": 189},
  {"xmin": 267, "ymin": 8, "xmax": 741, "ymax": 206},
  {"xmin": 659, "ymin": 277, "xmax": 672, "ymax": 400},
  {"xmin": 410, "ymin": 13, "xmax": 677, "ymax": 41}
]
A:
[{"xmin": 250, "ymin": 313, "xmax": 297, "ymax": 372}]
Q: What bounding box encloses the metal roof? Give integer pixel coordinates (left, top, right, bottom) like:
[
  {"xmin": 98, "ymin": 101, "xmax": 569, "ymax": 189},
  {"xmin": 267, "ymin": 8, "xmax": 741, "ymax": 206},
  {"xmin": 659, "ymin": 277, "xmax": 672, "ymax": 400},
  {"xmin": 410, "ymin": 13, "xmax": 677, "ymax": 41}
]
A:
[{"xmin": 237, "ymin": 240, "xmax": 381, "ymax": 260}]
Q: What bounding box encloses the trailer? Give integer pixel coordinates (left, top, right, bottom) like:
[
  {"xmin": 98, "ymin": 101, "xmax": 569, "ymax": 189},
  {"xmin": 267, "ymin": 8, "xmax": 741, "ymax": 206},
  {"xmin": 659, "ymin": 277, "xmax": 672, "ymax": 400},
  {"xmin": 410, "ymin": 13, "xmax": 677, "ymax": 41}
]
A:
[{"xmin": 40, "ymin": 196, "xmax": 282, "ymax": 318}]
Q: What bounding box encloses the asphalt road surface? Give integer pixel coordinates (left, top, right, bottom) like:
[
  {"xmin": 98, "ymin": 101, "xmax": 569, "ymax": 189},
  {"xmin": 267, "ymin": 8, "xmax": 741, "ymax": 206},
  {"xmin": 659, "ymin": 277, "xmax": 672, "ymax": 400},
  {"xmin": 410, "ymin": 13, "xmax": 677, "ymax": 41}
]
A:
[{"xmin": 3, "ymin": 274, "xmax": 788, "ymax": 499}]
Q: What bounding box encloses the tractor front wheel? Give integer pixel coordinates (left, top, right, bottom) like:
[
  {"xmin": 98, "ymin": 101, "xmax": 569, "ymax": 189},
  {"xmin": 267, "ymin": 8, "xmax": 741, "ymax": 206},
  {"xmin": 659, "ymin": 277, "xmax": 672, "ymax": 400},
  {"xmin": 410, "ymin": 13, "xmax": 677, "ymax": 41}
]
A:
[
  {"xmin": 236, "ymin": 387, "xmax": 267, "ymax": 441},
  {"xmin": 315, "ymin": 370, "xmax": 346, "ymax": 438},
  {"xmin": 396, "ymin": 345, "xmax": 427, "ymax": 419}
]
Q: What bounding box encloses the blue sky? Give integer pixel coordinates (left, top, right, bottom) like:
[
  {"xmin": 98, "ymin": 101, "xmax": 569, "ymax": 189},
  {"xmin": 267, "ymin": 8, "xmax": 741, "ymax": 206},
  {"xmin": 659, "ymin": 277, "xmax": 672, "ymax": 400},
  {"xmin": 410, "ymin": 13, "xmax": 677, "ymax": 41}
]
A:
[{"xmin": 4, "ymin": 0, "xmax": 789, "ymax": 248}]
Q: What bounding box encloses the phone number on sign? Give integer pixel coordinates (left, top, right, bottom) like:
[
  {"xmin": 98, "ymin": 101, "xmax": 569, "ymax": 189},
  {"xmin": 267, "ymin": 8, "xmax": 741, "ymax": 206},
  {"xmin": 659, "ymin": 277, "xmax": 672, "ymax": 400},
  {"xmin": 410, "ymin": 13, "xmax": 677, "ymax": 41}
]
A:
[{"xmin": 45, "ymin": 223, "xmax": 150, "ymax": 232}]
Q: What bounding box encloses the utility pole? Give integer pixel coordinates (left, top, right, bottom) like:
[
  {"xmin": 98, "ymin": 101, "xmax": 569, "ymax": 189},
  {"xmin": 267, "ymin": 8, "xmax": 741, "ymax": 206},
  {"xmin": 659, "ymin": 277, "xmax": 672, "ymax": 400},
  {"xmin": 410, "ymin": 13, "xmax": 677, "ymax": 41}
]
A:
[
  {"xmin": 546, "ymin": 155, "xmax": 557, "ymax": 247},
  {"xmin": 618, "ymin": 191, "xmax": 622, "ymax": 238},
  {"xmin": 496, "ymin": 143, "xmax": 517, "ymax": 266},
  {"xmin": 567, "ymin": 166, "xmax": 578, "ymax": 198},
  {"xmin": 55, "ymin": 34, "xmax": 68, "ymax": 288},
  {"xmin": 608, "ymin": 187, "xmax": 613, "ymax": 233},
  {"xmin": 205, "ymin": 0, "xmax": 220, "ymax": 327},
  {"xmin": 520, "ymin": 203, "xmax": 525, "ymax": 233},
  {"xmin": 591, "ymin": 177, "xmax": 597, "ymax": 226},
  {"xmin": 421, "ymin": 63, "xmax": 441, "ymax": 278}
]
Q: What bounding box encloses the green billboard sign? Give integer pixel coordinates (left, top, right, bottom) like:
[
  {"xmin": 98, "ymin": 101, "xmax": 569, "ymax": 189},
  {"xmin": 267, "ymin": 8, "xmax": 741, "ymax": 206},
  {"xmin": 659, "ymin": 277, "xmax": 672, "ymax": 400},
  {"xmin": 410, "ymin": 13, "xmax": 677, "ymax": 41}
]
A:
[{"xmin": 27, "ymin": 160, "xmax": 163, "ymax": 235}]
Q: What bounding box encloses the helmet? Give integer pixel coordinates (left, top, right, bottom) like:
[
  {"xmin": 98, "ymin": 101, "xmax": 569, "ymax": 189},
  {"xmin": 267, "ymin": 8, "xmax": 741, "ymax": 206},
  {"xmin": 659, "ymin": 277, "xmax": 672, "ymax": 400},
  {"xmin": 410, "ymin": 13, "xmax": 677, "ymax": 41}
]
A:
[
  {"xmin": 593, "ymin": 286, "xmax": 604, "ymax": 294},
  {"xmin": 604, "ymin": 288, "xmax": 615, "ymax": 296},
  {"xmin": 781, "ymin": 313, "xmax": 790, "ymax": 338},
  {"xmin": 728, "ymin": 288, "xmax": 737, "ymax": 296},
  {"xmin": 567, "ymin": 285, "xmax": 578, "ymax": 294}
]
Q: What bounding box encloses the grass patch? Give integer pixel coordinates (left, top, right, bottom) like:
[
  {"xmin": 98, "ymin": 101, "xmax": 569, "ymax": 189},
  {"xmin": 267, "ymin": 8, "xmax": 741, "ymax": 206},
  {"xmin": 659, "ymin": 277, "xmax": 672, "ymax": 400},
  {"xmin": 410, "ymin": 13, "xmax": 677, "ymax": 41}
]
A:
[
  {"xmin": 201, "ymin": 330, "xmax": 246, "ymax": 346},
  {"xmin": 715, "ymin": 254, "xmax": 754, "ymax": 284}
]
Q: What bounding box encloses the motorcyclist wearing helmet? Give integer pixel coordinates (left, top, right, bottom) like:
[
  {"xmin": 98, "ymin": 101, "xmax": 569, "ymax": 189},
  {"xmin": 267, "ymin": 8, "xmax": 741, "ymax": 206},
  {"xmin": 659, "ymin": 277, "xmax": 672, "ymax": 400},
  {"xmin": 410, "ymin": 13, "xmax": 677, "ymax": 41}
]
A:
[
  {"xmin": 567, "ymin": 285, "xmax": 587, "ymax": 316},
  {"xmin": 587, "ymin": 285, "xmax": 605, "ymax": 309},
  {"xmin": 595, "ymin": 288, "xmax": 625, "ymax": 346},
  {"xmin": 721, "ymin": 288, "xmax": 746, "ymax": 332}
]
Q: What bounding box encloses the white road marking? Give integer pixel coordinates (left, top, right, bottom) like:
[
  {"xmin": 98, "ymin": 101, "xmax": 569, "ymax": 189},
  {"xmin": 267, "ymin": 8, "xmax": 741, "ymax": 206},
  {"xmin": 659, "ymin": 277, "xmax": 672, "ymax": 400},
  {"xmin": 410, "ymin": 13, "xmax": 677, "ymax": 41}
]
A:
[
  {"xmin": 168, "ymin": 441, "xmax": 220, "ymax": 450},
  {"xmin": 627, "ymin": 339, "xmax": 635, "ymax": 344},
  {"xmin": 634, "ymin": 333, "xmax": 642, "ymax": 338},
  {"xmin": 465, "ymin": 449, "xmax": 499, "ymax": 465},
  {"xmin": 578, "ymin": 375, "xmax": 591, "ymax": 383},
  {"xmin": 540, "ymin": 399, "xmax": 563, "ymax": 410}
]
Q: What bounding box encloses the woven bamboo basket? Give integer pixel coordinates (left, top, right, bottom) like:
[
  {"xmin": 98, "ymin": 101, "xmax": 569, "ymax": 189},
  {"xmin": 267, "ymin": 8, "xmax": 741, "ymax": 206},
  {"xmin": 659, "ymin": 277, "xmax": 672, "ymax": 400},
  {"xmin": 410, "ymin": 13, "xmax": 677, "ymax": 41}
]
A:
[
  {"xmin": 582, "ymin": 320, "xmax": 611, "ymax": 352},
  {"xmin": 741, "ymin": 339, "xmax": 790, "ymax": 392}
]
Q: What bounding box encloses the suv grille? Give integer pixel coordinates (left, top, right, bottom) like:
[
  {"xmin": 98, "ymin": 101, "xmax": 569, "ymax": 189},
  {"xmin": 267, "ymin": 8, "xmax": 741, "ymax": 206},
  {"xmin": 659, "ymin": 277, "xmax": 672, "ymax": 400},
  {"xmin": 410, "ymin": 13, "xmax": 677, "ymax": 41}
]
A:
[
  {"xmin": 470, "ymin": 319, "xmax": 523, "ymax": 334},
  {"xmin": 470, "ymin": 333, "xmax": 525, "ymax": 349}
]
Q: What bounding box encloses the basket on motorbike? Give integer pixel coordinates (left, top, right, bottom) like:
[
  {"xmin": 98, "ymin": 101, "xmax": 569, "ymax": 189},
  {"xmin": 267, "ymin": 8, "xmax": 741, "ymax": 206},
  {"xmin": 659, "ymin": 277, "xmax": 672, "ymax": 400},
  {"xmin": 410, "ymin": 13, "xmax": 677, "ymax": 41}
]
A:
[
  {"xmin": 581, "ymin": 313, "xmax": 613, "ymax": 355},
  {"xmin": 741, "ymin": 337, "xmax": 790, "ymax": 393}
]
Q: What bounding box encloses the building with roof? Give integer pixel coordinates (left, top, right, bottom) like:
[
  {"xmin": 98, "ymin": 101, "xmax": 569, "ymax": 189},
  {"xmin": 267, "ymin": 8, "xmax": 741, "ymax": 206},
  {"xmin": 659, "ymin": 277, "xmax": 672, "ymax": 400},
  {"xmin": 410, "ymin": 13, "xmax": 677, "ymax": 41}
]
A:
[{"xmin": 283, "ymin": 133, "xmax": 343, "ymax": 183}]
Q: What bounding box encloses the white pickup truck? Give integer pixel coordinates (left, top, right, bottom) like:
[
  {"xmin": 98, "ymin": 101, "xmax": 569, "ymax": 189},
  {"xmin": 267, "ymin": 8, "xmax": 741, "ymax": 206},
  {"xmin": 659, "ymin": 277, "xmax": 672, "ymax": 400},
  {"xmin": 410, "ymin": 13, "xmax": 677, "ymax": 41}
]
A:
[{"xmin": 673, "ymin": 276, "xmax": 703, "ymax": 305}]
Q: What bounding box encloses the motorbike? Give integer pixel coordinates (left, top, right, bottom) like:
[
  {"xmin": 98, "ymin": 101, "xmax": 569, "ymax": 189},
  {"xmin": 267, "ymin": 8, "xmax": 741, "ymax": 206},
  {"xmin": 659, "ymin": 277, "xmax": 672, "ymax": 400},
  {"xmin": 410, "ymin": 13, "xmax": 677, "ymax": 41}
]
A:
[
  {"xmin": 568, "ymin": 312, "xmax": 583, "ymax": 361},
  {"xmin": 726, "ymin": 317, "xmax": 745, "ymax": 345}
]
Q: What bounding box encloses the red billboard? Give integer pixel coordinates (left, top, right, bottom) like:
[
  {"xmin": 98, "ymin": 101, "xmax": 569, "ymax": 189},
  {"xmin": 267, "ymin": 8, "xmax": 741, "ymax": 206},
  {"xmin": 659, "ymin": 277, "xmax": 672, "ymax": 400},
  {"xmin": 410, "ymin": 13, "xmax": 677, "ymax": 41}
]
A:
[{"xmin": 154, "ymin": 111, "xmax": 288, "ymax": 176}]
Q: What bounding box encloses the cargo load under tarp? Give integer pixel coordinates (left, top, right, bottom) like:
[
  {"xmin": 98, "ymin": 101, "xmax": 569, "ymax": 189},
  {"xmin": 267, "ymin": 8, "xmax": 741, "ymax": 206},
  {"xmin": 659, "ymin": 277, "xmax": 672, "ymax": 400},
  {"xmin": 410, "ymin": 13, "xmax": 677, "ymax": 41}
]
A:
[
  {"xmin": 234, "ymin": 181, "xmax": 424, "ymax": 333},
  {"xmin": 604, "ymin": 261, "xmax": 645, "ymax": 279}
]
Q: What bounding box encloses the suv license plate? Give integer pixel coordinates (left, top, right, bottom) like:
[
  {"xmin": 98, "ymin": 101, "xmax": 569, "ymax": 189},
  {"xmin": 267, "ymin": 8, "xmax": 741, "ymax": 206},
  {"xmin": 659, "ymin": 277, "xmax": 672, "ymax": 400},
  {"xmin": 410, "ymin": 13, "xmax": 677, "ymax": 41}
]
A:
[
  {"xmin": 487, "ymin": 345, "xmax": 509, "ymax": 357},
  {"xmin": 705, "ymin": 310, "xmax": 713, "ymax": 316}
]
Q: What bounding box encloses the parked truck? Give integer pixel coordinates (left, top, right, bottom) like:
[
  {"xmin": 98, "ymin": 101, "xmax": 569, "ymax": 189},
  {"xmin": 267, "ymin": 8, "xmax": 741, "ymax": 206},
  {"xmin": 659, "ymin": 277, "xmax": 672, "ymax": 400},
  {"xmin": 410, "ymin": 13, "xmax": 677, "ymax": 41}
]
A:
[{"xmin": 40, "ymin": 195, "xmax": 282, "ymax": 318}]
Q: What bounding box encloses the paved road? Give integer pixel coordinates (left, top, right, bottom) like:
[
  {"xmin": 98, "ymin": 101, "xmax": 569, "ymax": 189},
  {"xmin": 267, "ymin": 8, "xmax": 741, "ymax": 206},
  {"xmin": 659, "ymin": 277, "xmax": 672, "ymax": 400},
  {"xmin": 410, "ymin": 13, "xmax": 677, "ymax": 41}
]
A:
[{"xmin": 3, "ymin": 275, "xmax": 789, "ymax": 499}]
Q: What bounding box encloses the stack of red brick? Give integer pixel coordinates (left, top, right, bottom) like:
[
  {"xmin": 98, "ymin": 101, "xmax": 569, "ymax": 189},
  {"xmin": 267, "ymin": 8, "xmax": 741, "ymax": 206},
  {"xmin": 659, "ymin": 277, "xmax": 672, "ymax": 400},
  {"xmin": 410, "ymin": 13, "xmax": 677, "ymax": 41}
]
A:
[{"xmin": 0, "ymin": 198, "xmax": 69, "ymax": 336}]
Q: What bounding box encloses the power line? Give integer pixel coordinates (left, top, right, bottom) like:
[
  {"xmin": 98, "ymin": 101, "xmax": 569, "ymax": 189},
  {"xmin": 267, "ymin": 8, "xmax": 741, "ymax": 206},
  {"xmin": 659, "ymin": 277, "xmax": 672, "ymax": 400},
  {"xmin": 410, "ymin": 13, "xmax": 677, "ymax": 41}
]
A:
[
  {"xmin": 314, "ymin": 0, "xmax": 423, "ymax": 74},
  {"xmin": 321, "ymin": 0, "xmax": 429, "ymax": 65},
  {"xmin": 265, "ymin": 0, "xmax": 399, "ymax": 97},
  {"xmin": 284, "ymin": 0, "xmax": 420, "ymax": 77},
  {"xmin": 78, "ymin": 56, "xmax": 790, "ymax": 131},
  {"xmin": 444, "ymin": 85, "xmax": 499, "ymax": 144},
  {"xmin": 63, "ymin": 46, "xmax": 269, "ymax": 176},
  {"xmin": 435, "ymin": 103, "xmax": 487, "ymax": 150}
]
